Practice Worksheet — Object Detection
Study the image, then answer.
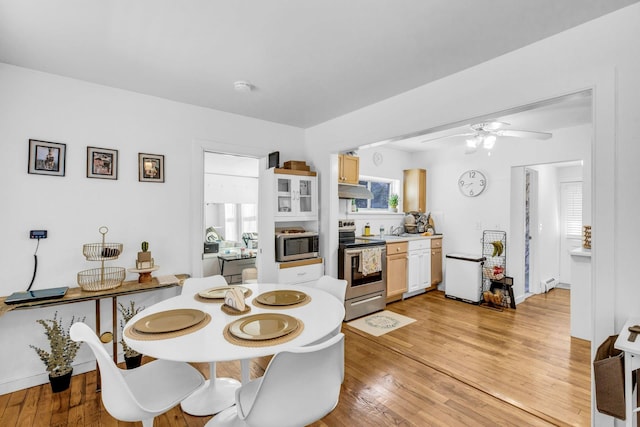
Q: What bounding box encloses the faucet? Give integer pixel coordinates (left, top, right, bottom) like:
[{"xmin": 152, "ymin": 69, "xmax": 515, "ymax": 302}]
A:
[{"xmin": 389, "ymin": 226, "xmax": 403, "ymax": 236}]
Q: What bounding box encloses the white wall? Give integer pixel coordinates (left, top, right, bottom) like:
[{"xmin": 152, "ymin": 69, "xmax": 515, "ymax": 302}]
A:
[
  {"xmin": 412, "ymin": 125, "xmax": 590, "ymax": 303},
  {"xmin": 0, "ymin": 63, "xmax": 305, "ymax": 393},
  {"xmin": 307, "ymin": 5, "xmax": 639, "ymax": 425}
]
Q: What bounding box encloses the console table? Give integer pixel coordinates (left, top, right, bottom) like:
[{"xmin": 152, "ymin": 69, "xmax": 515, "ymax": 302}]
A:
[{"xmin": 0, "ymin": 274, "xmax": 188, "ymax": 388}]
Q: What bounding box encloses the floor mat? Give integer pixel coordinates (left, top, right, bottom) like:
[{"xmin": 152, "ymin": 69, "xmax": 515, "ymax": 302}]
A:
[{"xmin": 347, "ymin": 310, "xmax": 416, "ymax": 337}]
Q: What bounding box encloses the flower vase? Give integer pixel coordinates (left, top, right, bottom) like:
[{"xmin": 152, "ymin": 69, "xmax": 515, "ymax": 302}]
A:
[
  {"xmin": 49, "ymin": 370, "xmax": 72, "ymax": 393},
  {"xmin": 125, "ymin": 354, "xmax": 143, "ymax": 369}
]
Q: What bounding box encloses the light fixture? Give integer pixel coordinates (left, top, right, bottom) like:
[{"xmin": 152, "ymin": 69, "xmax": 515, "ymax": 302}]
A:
[
  {"xmin": 234, "ymin": 81, "xmax": 253, "ymax": 93},
  {"xmin": 482, "ymin": 134, "xmax": 496, "ymax": 149},
  {"xmin": 466, "ymin": 132, "xmax": 496, "ymax": 151}
]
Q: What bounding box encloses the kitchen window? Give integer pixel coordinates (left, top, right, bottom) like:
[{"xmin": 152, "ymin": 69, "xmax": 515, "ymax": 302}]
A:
[{"xmin": 355, "ymin": 176, "xmax": 399, "ymax": 210}]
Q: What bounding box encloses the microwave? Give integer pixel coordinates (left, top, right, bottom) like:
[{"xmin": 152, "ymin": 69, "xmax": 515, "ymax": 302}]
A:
[{"xmin": 275, "ymin": 232, "xmax": 319, "ymax": 262}]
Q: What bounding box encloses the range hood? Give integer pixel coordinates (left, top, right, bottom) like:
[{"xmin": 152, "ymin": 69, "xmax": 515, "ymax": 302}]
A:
[{"xmin": 338, "ymin": 183, "xmax": 373, "ymax": 200}]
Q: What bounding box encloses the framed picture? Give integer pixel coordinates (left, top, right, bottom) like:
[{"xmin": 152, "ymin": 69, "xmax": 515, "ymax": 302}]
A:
[
  {"xmin": 28, "ymin": 139, "xmax": 66, "ymax": 177},
  {"xmin": 87, "ymin": 146, "xmax": 118, "ymax": 180},
  {"xmin": 138, "ymin": 153, "xmax": 165, "ymax": 182}
]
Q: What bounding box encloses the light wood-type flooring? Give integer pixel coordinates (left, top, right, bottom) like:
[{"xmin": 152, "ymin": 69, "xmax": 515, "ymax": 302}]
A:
[{"xmin": 0, "ymin": 289, "xmax": 590, "ymax": 426}]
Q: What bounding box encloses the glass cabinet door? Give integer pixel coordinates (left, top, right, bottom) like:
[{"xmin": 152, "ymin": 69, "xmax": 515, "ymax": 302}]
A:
[
  {"xmin": 298, "ymin": 179, "xmax": 312, "ymax": 213},
  {"xmin": 276, "ymin": 177, "xmax": 293, "ymax": 214}
]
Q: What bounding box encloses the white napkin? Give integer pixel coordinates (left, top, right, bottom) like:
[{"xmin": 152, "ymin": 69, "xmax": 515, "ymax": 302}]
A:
[{"xmin": 224, "ymin": 287, "xmax": 246, "ymax": 311}]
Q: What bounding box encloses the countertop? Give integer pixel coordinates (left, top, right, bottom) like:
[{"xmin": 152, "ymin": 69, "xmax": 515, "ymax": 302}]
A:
[
  {"xmin": 361, "ymin": 234, "xmax": 443, "ymax": 242},
  {"xmin": 570, "ymin": 247, "xmax": 592, "ymax": 258}
]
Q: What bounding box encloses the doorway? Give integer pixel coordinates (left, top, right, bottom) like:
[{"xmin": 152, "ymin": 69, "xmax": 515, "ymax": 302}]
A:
[
  {"xmin": 520, "ymin": 161, "xmax": 584, "ymax": 299},
  {"xmin": 200, "ymin": 150, "xmax": 262, "ymax": 282},
  {"xmin": 524, "ymin": 167, "xmax": 538, "ymax": 295}
]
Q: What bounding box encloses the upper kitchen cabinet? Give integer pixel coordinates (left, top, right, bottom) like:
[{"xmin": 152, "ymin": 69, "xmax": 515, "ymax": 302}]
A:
[
  {"xmin": 403, "ymin": 168, "xmax": 427, "ymax": 213},
  {"xmin": 274, "ymin": 169, "xmax": 318, "ymax": 220},
  {"xmin": 338, "ymin": 154, "xmax": 359, "ymax": 184}
]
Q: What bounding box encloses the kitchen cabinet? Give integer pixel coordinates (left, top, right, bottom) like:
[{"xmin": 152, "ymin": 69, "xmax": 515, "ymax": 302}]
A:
[
  {"xmin": 258, "ymin": 167, "xmax": 321, "ymax": 284},
  {"xmin": 406, "ymin": 239, "xmax": 431, "ymax": 295},
  {"xmin": 403, "ymin": 168, "xmax": 427, "ymax": 213},
  {"xmin": 429, "ymin": 237, "xmax": 442, "ymax": 289},
  {"xmin": 338, "ymin": 154, "xmax": 359, "ymax": 184},
  {"xmin": 278, "ymin": 258, "xmax": 324, "ymax": 286},
  {"xmin": 386, "ymin": 241, "xmax": 408, "ymax": 302},
  {"xmin": 274, "ymin": 169, "xmax": 318, "ymax": 220}
]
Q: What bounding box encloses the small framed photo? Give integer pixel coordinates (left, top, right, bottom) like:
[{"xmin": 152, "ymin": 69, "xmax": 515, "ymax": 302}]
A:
[
  {"xmin": 28, "ymin": 139, "xmax": 66, "ymax": 177},
  {"xmin": 87, "ymin": 146, "xmax": 118, "ymax": 180},
  {"xmin": 138, "ymin": 153, "xmax": 165, "ymax": 182}
]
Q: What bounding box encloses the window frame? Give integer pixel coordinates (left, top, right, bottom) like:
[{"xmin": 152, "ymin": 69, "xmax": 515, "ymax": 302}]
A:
[{"xmin": 355, "ymin": 175, "xmax": 400, "ymax": 211}]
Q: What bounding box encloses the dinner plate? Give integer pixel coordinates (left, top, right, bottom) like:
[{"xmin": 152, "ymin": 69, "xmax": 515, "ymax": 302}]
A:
[
  {"xmin": 134, "ymin": 309, "xmax": 206, "ymax": 333},
  {"xmin": 199, "ymin": 285, "xmax": 250, "ymax": 299},
  {"xmin": 255, "ymin": 290, "xmax": 307, "ymax": 306},
  {"xmin": 228, "ymin": 313, "xmax": 298, "ymax": 340}
]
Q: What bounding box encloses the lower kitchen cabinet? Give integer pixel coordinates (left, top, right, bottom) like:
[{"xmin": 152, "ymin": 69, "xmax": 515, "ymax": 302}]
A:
[
  {"xmin": 386, "ymin": 241, "xmax": 408, "ymax": 302},
  {"xmin": 407, "ymin": 239, "xmax": 431, "ymax": 294},
  {"xmin": 277, "ymin": 257, "xmax": 324, "ymax": 286},
  {"xmin": 429, "ymin": 237, "xmax": 443, "ymax": 290}
]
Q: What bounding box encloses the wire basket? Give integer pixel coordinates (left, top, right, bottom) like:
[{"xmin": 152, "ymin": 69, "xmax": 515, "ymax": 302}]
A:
[
  {"xmin": 82, "ymin": 243, "xmax": 123, "ymax": 261},
  {"xmin": 77, "ymin": 267, "xmax": 125, "ymax": 291}
]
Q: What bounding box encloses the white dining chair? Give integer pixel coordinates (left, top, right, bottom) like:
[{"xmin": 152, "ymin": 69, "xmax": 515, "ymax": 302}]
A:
[
  {"xmin": 241, "ymin": 267, "xmax": 258, "ymax": 284},
  {"xmin": 69, "ymin": 322, "xmax": 205, "ymax": 427},
  {"xmin": 314, "ymin": 275, "xmax": 347, "ymax": 303},
  {"xmin": 300, "ymin": 275, "xmax": 347, "ymax": 345},
  {"xmin": 210, "ymin": 333, "xmax": 345, "ymax": 427},
  {"xmin": 181, "ymin": 275, "xmax": 228, "ymax": 297}
]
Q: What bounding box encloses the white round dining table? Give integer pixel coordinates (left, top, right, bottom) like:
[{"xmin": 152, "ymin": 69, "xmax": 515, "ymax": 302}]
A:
[{"xmin": 124, "ymin": 283, "xmax": 345, "ymax": 417}]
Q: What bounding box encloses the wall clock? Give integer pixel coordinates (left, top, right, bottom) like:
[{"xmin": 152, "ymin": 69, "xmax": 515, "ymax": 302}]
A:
[
  {"xmin": 458, "ymin": 170, "xmax": 486, "ymax": 197},
  {"xmin": 373, "ymin": 152, "xmax": 383, "ymax": 166}
]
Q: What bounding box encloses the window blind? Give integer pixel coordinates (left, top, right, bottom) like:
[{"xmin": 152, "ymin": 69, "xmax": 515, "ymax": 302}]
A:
[{"xmin": 564, "ymin": 182, "xmax": 583, "ymax": 237}]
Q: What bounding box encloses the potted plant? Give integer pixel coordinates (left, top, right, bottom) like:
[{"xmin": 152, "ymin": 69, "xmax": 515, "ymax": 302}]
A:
[
  {"xmin": 118, "ymin": 300, "xmax": 144, "ymax": 369},
  {"xmin": 30, "ymin": 312, "xmax": 84, "ymax": 392},
  {"xmin": 388, "ymin": 194, "xmax": 399, "ymax": 212}
]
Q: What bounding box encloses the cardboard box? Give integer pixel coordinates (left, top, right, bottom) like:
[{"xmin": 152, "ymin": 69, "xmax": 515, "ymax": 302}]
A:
[{"xmin": 284, "ymin": 160, "xmax": 310, "ymax": 171}]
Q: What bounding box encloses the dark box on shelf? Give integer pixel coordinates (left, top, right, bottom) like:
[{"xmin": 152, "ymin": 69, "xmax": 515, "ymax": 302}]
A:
[{"xmin": 204, "ymin": 242, "xmax": 219, "ymax": 253}]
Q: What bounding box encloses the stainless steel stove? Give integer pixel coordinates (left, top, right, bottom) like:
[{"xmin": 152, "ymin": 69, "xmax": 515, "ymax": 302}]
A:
[{"xmin": 338, "ymin": 220, "xmax": 386, "ymax": 321}]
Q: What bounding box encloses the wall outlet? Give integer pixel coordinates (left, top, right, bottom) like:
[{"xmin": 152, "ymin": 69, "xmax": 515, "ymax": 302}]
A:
[{"xmin": 29, "ymin": 230, "xmax": 47, "ymax": 239}]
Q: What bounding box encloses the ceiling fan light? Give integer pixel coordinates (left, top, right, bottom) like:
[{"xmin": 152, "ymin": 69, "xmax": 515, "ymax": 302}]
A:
[
  {"xmin": 483, "ymin": 135, "xmax": 496, "ymax": 149},
  {"xmin": 466, "ymin": 135, "xmax": 481, "ymax": 148}
]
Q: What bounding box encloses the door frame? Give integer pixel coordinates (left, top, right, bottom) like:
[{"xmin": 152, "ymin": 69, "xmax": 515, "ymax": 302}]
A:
[{"xmin": 189, "ymin": 139, "xmax": 268, "ymax": 278}]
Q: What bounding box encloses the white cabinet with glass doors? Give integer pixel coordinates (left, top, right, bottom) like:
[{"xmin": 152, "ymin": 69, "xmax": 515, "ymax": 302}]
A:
[{"xmin": 274, "ymin": 170, "xmax": 318, "ymax": 221}]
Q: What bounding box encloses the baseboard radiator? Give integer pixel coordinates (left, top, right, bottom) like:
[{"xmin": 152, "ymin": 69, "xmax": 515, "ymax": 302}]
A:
[{"xmin": 541, "ymin": 277, "xmax": 558, "ymax": 293}]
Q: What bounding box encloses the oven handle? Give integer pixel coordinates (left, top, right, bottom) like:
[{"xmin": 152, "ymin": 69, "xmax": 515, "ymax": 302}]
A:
[
  {"xmin": 344, "ymin": 247, "xmax": 386, "ymax": 255},
  {"xmin": 350, "ymin": 295, "xmax": 383, "ymax": 306}
]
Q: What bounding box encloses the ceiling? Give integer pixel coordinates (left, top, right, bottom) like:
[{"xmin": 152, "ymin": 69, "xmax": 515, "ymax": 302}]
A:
[
  {"xmin": 0, "ymin": 1, "xmax": 636, "ymax": 128},
  {"xmin": 382, "ymin": 91, "xmax": 593, "ymax": 152}
]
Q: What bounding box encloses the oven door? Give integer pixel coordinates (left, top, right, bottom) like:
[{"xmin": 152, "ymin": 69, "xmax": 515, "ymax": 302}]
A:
[{"xmin": 342, "ymin": 247, "xmax": 386, "ymax": 300}]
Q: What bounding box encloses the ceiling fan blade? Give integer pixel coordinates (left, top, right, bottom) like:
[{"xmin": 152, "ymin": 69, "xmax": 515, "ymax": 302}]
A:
[
  {"xmin": 498, "ymin": 129, "xmax": 552, "ymax": 140},
  {"xmin": 420, "ymin": 132, "xmax": 474, "ymax": 143}
]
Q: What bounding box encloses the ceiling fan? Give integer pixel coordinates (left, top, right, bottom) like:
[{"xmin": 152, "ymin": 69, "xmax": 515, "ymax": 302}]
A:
[{"xmin": 421, "ymin": 121, "xmax": 552, "ymax": 154}]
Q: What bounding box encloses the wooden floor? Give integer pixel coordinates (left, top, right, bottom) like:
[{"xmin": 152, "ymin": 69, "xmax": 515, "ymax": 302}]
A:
[{"xmin": 0, "ymin": 289, "xmax": 590, "ymax": 426}]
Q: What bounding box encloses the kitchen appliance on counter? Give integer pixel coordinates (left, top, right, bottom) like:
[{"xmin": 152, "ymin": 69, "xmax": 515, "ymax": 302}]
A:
[
  {"xmin": 338, "ymin": 220, "xmax": 387, "ymax": 321},
  {"xmin": 275, "ymin": 227, "xmax": 319, "ymax": 262},
  {"xmin": 444, "ymin": 253, "xmax": 486, "ymax": 304}
]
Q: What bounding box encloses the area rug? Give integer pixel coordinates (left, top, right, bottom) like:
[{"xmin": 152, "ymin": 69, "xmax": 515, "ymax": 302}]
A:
[{"xmin": 347, "ymin": 310, "xmax": 416, "ymax": 337}]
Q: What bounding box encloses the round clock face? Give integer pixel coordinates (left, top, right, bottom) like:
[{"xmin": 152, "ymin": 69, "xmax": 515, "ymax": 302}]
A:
[
  {"xmin": 458, "ymin": 170, "xmax": 486, "ymax": 197},
  {"xmin": 373, "ymin": 152, "xmax": 383, "ymax": 166}
]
